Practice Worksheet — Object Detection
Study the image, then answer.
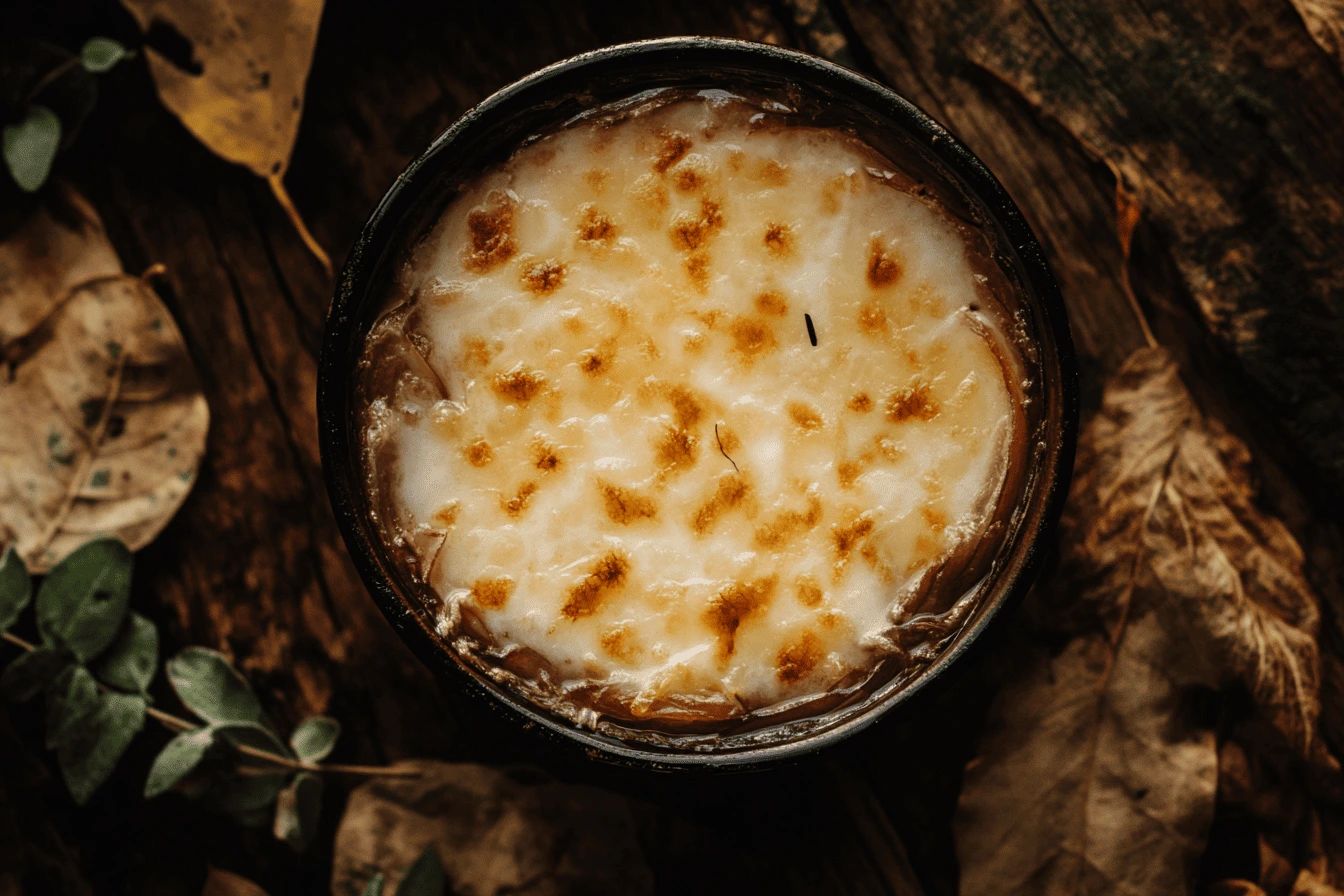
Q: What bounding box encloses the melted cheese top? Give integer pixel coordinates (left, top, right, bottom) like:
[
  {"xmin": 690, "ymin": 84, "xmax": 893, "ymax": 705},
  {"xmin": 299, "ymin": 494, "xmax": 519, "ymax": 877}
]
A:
[{"xmin": 369, "ymin": 91, "xmax": 1015, "ymax": 725}]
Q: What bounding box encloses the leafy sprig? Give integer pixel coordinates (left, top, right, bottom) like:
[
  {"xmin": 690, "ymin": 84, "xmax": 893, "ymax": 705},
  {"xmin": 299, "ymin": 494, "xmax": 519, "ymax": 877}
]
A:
[
  {"xmin": 3, "ymin": 37, "xmax": 132, "ymax": 193},
  {"xmin": 0, "ymin": 540, "xmax": 415, "ymax": 851}
]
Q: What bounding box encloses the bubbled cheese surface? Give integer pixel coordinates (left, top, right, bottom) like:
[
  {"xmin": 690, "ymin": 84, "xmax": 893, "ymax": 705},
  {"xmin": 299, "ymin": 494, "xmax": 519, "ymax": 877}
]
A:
[{"xmin": 375, "ymin": 91, "xmax": 1015, "ymax": 723}]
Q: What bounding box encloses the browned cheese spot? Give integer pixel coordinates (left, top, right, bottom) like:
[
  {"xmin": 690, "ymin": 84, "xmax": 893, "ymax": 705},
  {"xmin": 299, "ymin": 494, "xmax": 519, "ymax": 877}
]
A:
[
  {"xmin": 921, "ymin": 505, "xmax": 948, "ymax": 531},
  {"xmin": 886, "ymin": 381, "xmax": 939, "ymax": 423},
  {"xmin": 754, "ymin": 494, "xmax": 823, "ymax": 549},
  {"xmin": 684, "ymin": 252, "xmax": 711, "ymax": 292},
  {"xmin": 867, "ymin": 238, "xmax": 904, "ymax": 288},
  {"xmin": 715, "ymin": 424, "xmax": 740, "ymax": 454},
  {"xmin": 691, "ymin": 472, "xmax": 750, "ymax": 536},
  {"xmin": 837, "ymin": 461, "xmax": 863, "ymax": 489},
  {"xmin": 521, "ymin": 258, "xmax": 566, "ymax": 295},
  {"xmin": 653, "ymin": 129, "xmax": 693, "ymax": 173},
  {"xmin": 599, "ymin": 480, "xmax": 660, "ymax": 524},
  {"xmin": 583, "ymin": 168, "xmax": 609, "ymax": 191},
  {"xmin": 464, "ymin": 438, "xmax": 493, "ymax": 467},
  {"xmin": 763, "ymin": 223, "xmax": 794, "ymax": 258},
  {"xmin": 471, "ymin": 576, "xmax": 515, "ymax": 610},
  {"xmin": 492, "ymin": 365, "xmax": 547, "ymax": 403},
  {"xmin": 832, "ymin": 513, "xmax": 876, "ymax": 563},
  {"xmin": 847, "ymin": 392, "xmax": 873, "ymax": 412},
  {"xmin": 579, "ymin": 348, "xmax": 609, "ymax": 376},
  {"xmin": 562, "ymin": 551, "xmax": 630, "ymax": 619},
  {"xmin": 669, "ymin": 198, "xmax": 724, "ymax": 251},
  {"xmin": 787, "ymin": 401, "xmax": 824, "ymax": 431},
  {"xmin": 532, "ymin": 437, "xmax": 561, "ymax": 472},
  {"xmin": 665, "ymin": 384, "xmax": 704, "ymax": 429},
  {"xmin": 907, "ymin": 533, "xmax": 942, "ymax": 574},
  {"xmin": 463, "ymin": 338, "xmax": 497, "ymax": 369},
  {"xmin": 501, "ymin": 481, "xmax": 539, "ymax": 517},
  {"xmin": 755, "ymin": 291, "xmax": 789, "ymax": 316},
  {"xmin": 433, "ymin": 502, "xmax": 460, "ymax": 528},
  {"xmin": 703, "ymin": 576, "xmax": 776, "ymax": 662},
  {"xmin": 756, "ymin": 159, "xmax": 789, "ymax": 186},
  {"xmin": 729, "ymin": 316, "xmax": 778, "ymax": 363},
  {"xmin": 578, "ymin": 204, "xmax": 617, "ymax": 243},
  {"xmin": 683, "ymin": 331, "xmax": 706, "ymax": 354},
  {"xmin": 858, "ymin": 302, "xmax": 888, "ymax": 334},
  {"xmin": 600, "ymin": 624, "xmax": 641, "ymax": 663},
  {"xmin": 795, "ymin": 575, "xmax": 823, "ymax": 608},
  {"xmin": 776, "ymin": 631, "xmax": 823, "ymax": 684},
  {"xmin": 655, "ymin": 425, "xmax": 699, "ymax": 472},
  {"xmin": 463, "ymin": 192, "xmax": 517, "ymax": 273},
  {"xmin": 671, "ymin": 154, "xmax": 712, "ymax": 193}
]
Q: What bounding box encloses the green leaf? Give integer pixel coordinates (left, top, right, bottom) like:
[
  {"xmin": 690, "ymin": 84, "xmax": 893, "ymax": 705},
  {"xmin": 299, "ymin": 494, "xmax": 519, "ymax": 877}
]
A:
[
  {"xmin": 362, "ymin": 873, "xmax": 385, "ymax": 896},
  {"xmin": 397, "ymin": 846, "xmax": 445, "ymax": 896},
  {"xmin": 144, "ymin": 726, "xmax": 215, "ymax": 798},
  {"xmin": 36, "ymin": 538, "xmax": 133, "ymax": 662},
  {"xmin": 58, "ymin": 690, "xmax": 146, "ymax": 804},
  {"xmin": 218, "ymin": 721, "xmax": 294, "ymax": 768},
  {"xmin": 273, "ymin": 771, "xmax": 322, "ymax": 851},
  {"xmin": 205, "ymin": 769, "xmax": 288, "ymax": 824},
  {"xmin": 167, "ymin": 647, "xmax": 272, "ymax": 729},
  {"xmin": 0, "ymin": 546, "xmax": 31, "ymax": 633},
  {"xmin": 80, "ymin": 37, "xmax": 128, "ymax": 73},
  {"xmin": 3, "ymin": 104, "xmax": 61, "ymax": 192},
  {"xmin": 289, "ymin": 716, "xmax": 339, "ymax": 763},
  {"xmin": 45, "ymin": 664, "xmax": 99, "ymax": 749},
  {"xmin": 94, "ymin": 611, "xmax": 158, "ymax": 694},
  {"xmin": 1, "ymin": 647, "xmax": 72, "ymax": 702}
]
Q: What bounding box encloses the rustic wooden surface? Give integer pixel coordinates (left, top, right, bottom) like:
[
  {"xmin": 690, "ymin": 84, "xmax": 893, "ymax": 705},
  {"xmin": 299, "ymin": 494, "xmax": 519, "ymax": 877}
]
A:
[{"xmin": 4, "ymin": 0, "xmax": 1344, "ymax": 893}]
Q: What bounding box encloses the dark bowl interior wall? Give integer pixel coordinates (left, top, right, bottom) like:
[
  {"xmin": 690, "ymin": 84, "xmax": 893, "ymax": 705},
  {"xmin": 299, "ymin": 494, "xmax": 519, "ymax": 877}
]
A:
[{"xmin": 319, "ymin": 37, "xmax": 1078, "ymax": 772}]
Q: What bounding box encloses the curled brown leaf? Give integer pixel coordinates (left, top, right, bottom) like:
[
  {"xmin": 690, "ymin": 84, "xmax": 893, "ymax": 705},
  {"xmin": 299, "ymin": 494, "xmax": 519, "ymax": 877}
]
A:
[{"xmin": 956, "ymin": 347, "xmax": 1327, "ymax": 896}]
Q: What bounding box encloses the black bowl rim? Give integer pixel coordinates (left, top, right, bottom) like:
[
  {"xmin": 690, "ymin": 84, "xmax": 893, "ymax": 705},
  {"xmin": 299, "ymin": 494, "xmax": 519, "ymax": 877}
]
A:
[{"xmin": 318, "ymin": 36, "xmax": 1079, "ymax": 772}]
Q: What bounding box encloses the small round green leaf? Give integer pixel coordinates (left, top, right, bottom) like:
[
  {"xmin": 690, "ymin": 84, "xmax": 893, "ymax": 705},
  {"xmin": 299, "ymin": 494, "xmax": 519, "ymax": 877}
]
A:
[
  {"xmin": 45, "ymin": 664, "xmax": 99, "ymax": 749},
  {"xmin": 397, "ymin": 846, "xmax": 446, "ymax": 896},
  {"xmin": 80, "ymin": 37, "xmax": 128, "ymax": 73},
  {"xmin": 0, "ymin": 547, "xmax": 31, "ymax": 633},
  {"xmin": 3, "ymin": 104, "xmax": 61, "ymax": 192},
  {"xmin": 362, "ymin": 873, "xmax": 385, "ymax": 896},
  {"xmin": 36, "ymin": 538, "xmax": 133, "ymax": 662},
  {"xmin": 289, "ymin": 715, "xmax": 340, "ymax": 763},
  {"xmin": 94, "ymin": 611, "xmax": 158, "ymax": 694},
  {"xmin": 58, "ymin": 691, "xmax": 146, "ymax": 804},
  {"xmin": 166, "ymin": 647, "xmax": 271, "ymax": 729},
  {"xmin": 0, "ymin": 647, "xmax": 72, "ymax": 702},
  {"xmin": 145, "ymin": 726, "xmax": 215, "ymax": 798},
  {"xmin": 273, "ymin": 771, "xmax": 322, "ymax": 851}
]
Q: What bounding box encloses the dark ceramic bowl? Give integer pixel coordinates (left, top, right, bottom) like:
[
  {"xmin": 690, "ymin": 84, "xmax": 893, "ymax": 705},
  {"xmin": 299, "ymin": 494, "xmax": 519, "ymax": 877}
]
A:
[{"xmin": 319, "ymin": 37, "xmax": 1078, "ymax": 772}]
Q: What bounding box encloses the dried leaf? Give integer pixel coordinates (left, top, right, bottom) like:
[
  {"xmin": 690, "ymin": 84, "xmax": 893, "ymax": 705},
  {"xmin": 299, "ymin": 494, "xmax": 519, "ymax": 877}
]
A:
[
  {"xmin": 332, "ymin": 760, "xmax": 653, "ymax": 896},
  {"xmin": 955, "ymin": 347, "xmax": 1326, "ymax": 896},
  {"xmin": 119, "ymin": 0, "xmax": 331, "ymax": 273},
  {"xmin": 202, "ymin": 868, "xmax": 270, "ymax": 896},
  {"xmin": 0, "ymin": 188, "xmax": 209, "ymax": 572},
  {"xmin": 1288, "ymin": 0, "xmax": 1344, "ymax": 75}
]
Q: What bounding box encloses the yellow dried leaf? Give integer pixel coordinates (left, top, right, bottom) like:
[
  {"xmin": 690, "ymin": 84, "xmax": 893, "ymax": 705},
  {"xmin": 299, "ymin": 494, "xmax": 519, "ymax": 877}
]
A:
[
  {"xmin": 0, "ymin": 187, "xmax": 209, "ymax": 572},
  {"xmin": 1288, "ymin": 0, "xmax": 1344, "ymax": 76},
  {"xmin": 955, "ymin": 347, "xmax": 1325, "ymax": 896},
  {"xmin": 120, "ymin": 0, "xmax": 330, "ymax": 272}
]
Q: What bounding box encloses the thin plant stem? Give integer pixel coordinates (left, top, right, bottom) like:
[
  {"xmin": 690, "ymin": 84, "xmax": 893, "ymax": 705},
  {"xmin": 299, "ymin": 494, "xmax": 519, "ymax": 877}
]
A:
[{"xmin": 1, "ymin": 629, "xmax": 417, "ymax": 779}]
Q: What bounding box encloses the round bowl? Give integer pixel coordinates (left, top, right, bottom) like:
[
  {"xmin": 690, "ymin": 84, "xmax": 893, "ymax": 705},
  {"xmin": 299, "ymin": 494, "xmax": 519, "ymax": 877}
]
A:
[{"xmin": 318, "ymin": 37, "xmax": 1078, "ymax": 772}]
